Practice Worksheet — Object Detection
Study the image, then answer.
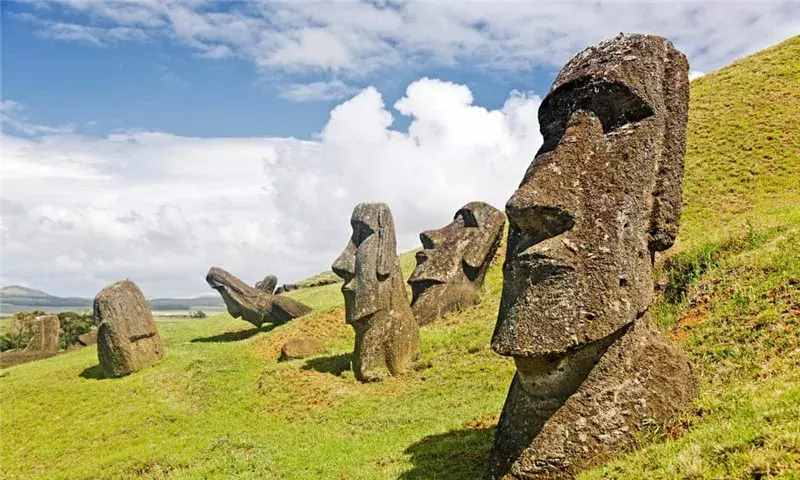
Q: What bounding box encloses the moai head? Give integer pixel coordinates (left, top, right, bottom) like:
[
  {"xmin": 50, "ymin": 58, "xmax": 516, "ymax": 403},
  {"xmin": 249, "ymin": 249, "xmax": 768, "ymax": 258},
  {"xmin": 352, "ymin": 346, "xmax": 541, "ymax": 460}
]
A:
[
  {"xmin": 332, "ymin": 203, "xmax": 399, "ymax": 324},
  {"xmin": 491, "ymin": 33, "xmax": 689, "ymax": 359},
  {"xmin": 488, "ymin": 35, "xmax": 692, "ymax": 478},
  {"xmin": 408, "ymin": 201, "xmax": 505, "ymax": 324},
  {"xmin": 332, "ymin": 203, "xmax": 420, "ymax": 381},
  {"xmin": 206, "ymin": 267, "xmax": 311, "ymax": 326}
]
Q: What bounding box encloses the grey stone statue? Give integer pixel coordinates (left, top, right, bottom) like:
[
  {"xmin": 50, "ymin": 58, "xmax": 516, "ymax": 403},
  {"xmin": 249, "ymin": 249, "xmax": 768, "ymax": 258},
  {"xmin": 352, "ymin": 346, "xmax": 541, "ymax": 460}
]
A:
[
  {"xmin": 408, "ymin": 201, "xmax": 505, "ymax": 325},
  {"xmin": 489, "ymin": 34, "xmax": 697, "ymax": 479},
  {"xmin": 332, "ymin": 203, "xmax": 420, "ymax": 382},
  {"xmin": 206, "ymin": 267, "xmax": 312, "ymax": 327}
]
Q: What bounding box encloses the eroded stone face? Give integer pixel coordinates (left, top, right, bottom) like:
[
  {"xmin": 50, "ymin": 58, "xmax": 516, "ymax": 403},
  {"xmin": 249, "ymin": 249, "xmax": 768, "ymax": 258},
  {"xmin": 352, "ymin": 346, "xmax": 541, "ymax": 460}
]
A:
[
  {"xmin": 489, "ymin": 34, "xmax": 696, "ymax": 479},
  {"xmin": 206, "ymin": 267, "xmax": 311, "ymax": 327},
  {"xmin": 408, "ymin": 201, "xmax": 505, "ymax": 325},
  {"xmin": 332, "ymin": 203, "xmax": 420, "ymax": 382},
  {"xmin": 95, "ymin": 279, "xmax": 164, "ymax": 378}
]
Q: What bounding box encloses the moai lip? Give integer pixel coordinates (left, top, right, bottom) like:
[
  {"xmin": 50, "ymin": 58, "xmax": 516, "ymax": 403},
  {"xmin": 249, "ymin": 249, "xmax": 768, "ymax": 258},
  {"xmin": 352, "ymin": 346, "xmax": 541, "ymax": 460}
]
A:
[
  {"xmin": 489, "ymin": 33, "xmax": 697, "ymax": 479},
  {"xmin": 206, "ymin": 267, "xmax": 312, "ymax": 327},
  {"xmin": 332, "ymin": 203, "xmax": 420, "ymax": 382},
  {"xmin": 408, "ymin": 201, "xmax": 505, "ymax": 325}
]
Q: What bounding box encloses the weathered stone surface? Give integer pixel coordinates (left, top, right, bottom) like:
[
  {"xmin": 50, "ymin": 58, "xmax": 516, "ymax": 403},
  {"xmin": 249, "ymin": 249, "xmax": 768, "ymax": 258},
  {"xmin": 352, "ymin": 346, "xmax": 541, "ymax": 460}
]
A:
[
  {"xmin": 332, "ymin": 203, "xmax": 420, "ymax": 382},
  {"xmin": 95, "ymin": 280, "xmax": 164, "ymax": 378},
  {"xmin": 206, "ymin": 267, "xmax": 312, "ymax": 327},
  {"xmin": 77, "ymin": 329, "xmax": 98, "ymax": 346},
  {"xmin": 489, "ymin": 34, "xmax": 696, "ymax": 479},
  {"xmin": 279, "ymin": 337, "xmax": 324, "ymax": 361},
  {"xmin": 24, "ymin": 314, "xmax": 60, "ymax": 353},
  {"xmin": 274, "ymin": 283, "xmax": 298, "ymax": 294},
  {"xmin": 255, "ymin": 275, "xmax": 278, "ymax": 294},
  {"xmin": 408, "ymin": 201, "xmax": 505, "ymax": 325}
]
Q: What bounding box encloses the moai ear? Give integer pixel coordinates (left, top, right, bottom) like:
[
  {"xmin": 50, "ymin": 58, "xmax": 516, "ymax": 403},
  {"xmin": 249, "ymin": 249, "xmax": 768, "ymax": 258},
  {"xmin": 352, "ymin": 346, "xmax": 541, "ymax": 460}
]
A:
[
  {"xmin": 376, "ymin": 206, "xmax": 397, "ymax": 278},
  {"xmin": 649, "ymin": 45, "xmax": 689, "ymax": 253}
]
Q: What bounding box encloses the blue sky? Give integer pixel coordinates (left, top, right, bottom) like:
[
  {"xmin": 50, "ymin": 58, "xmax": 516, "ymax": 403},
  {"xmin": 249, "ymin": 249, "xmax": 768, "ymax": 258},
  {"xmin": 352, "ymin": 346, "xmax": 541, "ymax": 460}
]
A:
[{"xmin": 1, "ymin": 1, "xmax": 798, "ymax": 297}]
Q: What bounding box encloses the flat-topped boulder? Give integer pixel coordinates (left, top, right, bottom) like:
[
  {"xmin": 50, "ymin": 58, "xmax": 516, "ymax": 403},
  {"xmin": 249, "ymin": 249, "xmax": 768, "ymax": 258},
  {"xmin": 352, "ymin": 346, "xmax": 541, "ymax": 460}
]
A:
[
  {"xmin": 95, "ymin": 280, "xmax": 164, "ymax": 377},
  {"xmin": 24, "ymin": 314, "xmax": 60, "ymax": 353}
]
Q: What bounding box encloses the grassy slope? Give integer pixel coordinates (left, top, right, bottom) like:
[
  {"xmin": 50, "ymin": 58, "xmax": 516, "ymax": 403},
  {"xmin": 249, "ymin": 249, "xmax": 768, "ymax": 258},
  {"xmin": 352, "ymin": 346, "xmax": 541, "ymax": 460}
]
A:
[{"xmin": 1, "ymin": 37, "xmax": 798, "ymax": 480}]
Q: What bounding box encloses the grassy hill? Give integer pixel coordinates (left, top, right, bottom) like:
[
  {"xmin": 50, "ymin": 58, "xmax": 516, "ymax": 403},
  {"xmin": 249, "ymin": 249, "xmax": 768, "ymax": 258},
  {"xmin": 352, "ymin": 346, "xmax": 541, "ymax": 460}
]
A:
[{"xmin": 1, "ymin": 36, "xmax": 798, "ymax": 479}]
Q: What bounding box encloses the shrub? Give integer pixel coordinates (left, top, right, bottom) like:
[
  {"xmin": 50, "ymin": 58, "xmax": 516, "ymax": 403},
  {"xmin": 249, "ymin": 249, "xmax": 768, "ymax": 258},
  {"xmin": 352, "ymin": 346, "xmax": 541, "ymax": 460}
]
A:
[
  {"xmin": 189, "ymin": 310, "xmax": 207, "ymax": 319},
  {"xmin": 57, "ymin": 311, "xmax": 94, "ymax": 349}
]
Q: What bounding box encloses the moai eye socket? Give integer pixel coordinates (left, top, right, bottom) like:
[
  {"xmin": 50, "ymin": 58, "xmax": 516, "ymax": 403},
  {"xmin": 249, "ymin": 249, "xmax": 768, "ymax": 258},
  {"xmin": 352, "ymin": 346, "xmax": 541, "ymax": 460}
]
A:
[
  {"xmin": 351, "ymin": 220, "xmax": 374, "ymax": 247},
  {"xmin": 538, "ymin": 78, "xmax": 655, "ymax": 154},
  {"xmin": 455, "ymin": 208, "xmax": 479, "ymax": 228}
]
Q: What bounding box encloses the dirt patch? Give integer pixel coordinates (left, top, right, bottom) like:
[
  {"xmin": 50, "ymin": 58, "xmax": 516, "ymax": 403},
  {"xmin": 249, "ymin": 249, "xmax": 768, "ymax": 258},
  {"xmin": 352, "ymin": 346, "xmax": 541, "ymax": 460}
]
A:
[
  {"xmin": 250, "ymin": 308, "xmax": 352, "ymax": 362},
  {"xmin": 672, "ymin": 303, "xmax": 710, "ymax": 341}
]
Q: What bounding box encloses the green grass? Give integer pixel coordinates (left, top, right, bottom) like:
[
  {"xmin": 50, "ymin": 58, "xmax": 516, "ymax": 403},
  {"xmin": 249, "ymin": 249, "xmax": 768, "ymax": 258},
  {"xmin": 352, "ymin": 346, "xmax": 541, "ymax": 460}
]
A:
[{"xmin": 1, "ymin": 36, "xmax": 799, "ymax": 479}]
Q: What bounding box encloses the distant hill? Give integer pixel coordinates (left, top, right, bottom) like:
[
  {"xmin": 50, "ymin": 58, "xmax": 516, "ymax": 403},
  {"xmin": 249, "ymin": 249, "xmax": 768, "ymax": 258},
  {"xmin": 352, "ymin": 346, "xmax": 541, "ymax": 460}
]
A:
[{"xmin": 0, "ymin": 285, "xmax": 224, "ymax": 311}]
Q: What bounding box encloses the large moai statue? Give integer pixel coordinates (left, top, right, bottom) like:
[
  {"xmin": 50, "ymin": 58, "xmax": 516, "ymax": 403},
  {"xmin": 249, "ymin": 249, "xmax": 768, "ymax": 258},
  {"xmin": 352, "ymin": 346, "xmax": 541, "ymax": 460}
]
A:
[
  {"xmin": 332, "ymin": 203, "xmax": 420, "ymax": 382},
  {"xmin": 206, "ymin": 267, "xmax": 312, "ymax": 327},
  {"xmin": 408, "ymin": 201, "xmax": 505, "ymax": 325},
  {"xmin": 95, "ymin": 280, "xmax": 164, "ymax": 377},
  {"xmin": 489, "ymin": 34, "xmax": 697, "ymax": 479}
]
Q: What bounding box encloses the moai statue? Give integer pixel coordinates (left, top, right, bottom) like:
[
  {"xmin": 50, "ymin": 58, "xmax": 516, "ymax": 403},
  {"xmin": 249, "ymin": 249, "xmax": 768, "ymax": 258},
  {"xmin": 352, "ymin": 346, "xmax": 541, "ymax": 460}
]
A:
[
  {"xmin": 95, "ymin": 280, "xmax": 164, "ymax": 377},
  {"xmin": 206, "ymin": 267, "xmax": 312, "ymax": 327},
  {"xmin": 408, "ymin": 201, "xmax": 505, "ymax": 325},
  {"xmin": 489, "ymin": 34, "xmax": 697, "ymax": 479},
  {"xmin": 332, "ymin": 203, "xmax": 420, "ymax": 382}
]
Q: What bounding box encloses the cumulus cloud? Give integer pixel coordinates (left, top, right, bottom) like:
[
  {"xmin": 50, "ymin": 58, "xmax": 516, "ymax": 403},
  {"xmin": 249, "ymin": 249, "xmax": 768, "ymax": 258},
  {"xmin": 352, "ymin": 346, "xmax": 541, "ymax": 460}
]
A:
[
  {"xmin": 19, "ymin": 1, "xmax": 800, "ymax": 81},
  {"xmin": 0, "ymin": 79, "xmax": 541, "ymax": 297}
]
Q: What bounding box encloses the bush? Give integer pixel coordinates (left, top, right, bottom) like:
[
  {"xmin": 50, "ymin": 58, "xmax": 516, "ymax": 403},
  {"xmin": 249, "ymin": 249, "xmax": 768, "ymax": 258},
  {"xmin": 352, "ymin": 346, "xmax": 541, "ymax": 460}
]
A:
[
  {"xmin": 189, "ymin": 310, "xmax": 207, "ymax": 319},
  {"xmin": 57, "ymin": 311, "xmax": 94, "ymax": 349}
]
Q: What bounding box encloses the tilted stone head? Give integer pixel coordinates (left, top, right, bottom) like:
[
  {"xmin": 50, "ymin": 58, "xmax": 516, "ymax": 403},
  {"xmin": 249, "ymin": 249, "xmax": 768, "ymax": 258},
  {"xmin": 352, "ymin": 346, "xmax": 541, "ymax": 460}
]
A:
[
  {"xmin": 206, "ymin": 266, "xmax": 311, "ymax": 327},
  {"xmin": 94, "ymin": 279, "xmax": 164, "ymax": 377},
  {"xmin": 332, "ymin": 203, "xmax": 420, "ymax": 381},
  {"xmin": 408, "ymin": 201, "xmax": 505, "ymax": 324},
  {"xmin": 491, "ymin": 33, "xmax": 689, "ymax": 358},
  {"xmin": 488, "ymin": 34, "xmax": 696, "ymax": 479}
]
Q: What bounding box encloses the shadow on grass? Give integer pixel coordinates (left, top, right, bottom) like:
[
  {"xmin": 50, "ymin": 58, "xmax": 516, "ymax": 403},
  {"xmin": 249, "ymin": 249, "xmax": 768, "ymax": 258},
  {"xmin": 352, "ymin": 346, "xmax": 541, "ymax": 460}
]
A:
[
  {"xmin": 302, "ymin": 353, "xmax": 351, "ymax": 376},
  {"xmin": 79, "ymin": 364, "xmax": 106, "ymax": 380},
  {"xmin": 399, "ymin": 426, "xmax": 495, "ymax": 480},
  {"xmin": 190, "ymin": 325, "xmax": 274, "ymax": 343}
]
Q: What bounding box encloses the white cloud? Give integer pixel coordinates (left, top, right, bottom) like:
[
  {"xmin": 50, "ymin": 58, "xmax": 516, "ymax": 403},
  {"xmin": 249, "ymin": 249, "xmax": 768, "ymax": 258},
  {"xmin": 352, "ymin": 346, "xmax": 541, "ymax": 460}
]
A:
[
  {"xmin": 0, "ymin": 80, "xmax": 541, "ymax": 297},
  {"xmin": 279, "ymin": 80, "xmax": 357, "ymax": 102},
  {"xmin": 689, "ymin": 70, "xmax": 705, "ymax": 81},
  {"xmin": 20, "ymin": 1, "xmax": 800, "ymax": 79}
]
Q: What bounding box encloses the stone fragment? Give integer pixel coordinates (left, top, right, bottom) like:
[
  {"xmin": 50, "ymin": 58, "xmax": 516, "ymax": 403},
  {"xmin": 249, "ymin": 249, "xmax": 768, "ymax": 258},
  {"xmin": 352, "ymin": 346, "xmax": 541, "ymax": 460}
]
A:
[
  {"xmin": 77, "ymin": 329, "xmax": 98, "ymax": 346},
  {"xmin": 408, "ymin": 201, "xmax": 505, "ymax": 324},
  {"xmin": 206, "ymin": 267, "xmax": 312, "ymax": 327},
  {"xmin": 489, "ymin": 34, "xmax": 696, "ymax": 479},
  {"xmin": 24, "ymin": 314, "xmax": 60, "ymax": 353},
  {"xmin": 332, "ymin": 203, "xmax": 420, "ymax": 382},
  {"xmin": 279, "ymin": 337, "xmax": 324, "ymax": 361},
  {"xmin": 95, "ymin": 280, "xmax": 164, "ymax": 377}
]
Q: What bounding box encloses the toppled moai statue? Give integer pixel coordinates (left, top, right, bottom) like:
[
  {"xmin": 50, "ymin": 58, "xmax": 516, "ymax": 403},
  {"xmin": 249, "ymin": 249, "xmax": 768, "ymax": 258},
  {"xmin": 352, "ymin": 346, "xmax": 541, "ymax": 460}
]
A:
[
  {"xmin": 408, "ymin": 201, "xmax": 505, "ymax": 325},
  {"xmin": 24, "ymin": 314, "xmax": 60, "ymax": 353},
  {"xmin": 332, "ymin": 203, "xmax": 420, "ymax": 382},
  {"xmin": 255, "ymin": 275, "xmax": 278, "ymax": 294},
  {"xmin": 95, "ymin": 280, "xmax": 164, "ymax": 377},
  {"xmin": 489, "ymin": 34, "xmax": 697, "ymax": 479},
  {"xmin": 206, "ymin": 267, "xmax": 312, "ymax": 327}
]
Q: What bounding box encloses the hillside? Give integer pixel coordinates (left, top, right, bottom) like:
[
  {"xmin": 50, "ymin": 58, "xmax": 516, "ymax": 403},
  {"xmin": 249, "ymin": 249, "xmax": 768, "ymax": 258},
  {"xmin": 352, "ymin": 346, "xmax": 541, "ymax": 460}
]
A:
[{"xmin": 0, "ymin": 36, "xmax": 798, "ymax": 479}]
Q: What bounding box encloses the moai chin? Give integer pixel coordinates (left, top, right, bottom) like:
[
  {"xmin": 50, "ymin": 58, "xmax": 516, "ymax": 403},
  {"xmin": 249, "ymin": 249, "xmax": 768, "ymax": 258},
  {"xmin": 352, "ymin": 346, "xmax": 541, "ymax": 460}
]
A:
[
  {"xmin": 408, "ymin": 201, "xmax": 505, "ymax": 325},
  {"xmin": 332, "ymin": 203, "xmax": 420, "ymax": 382},
  {"xmin": 489, "ymin": 34, "xmax": 697, "ymax": 479},
  {"xmin": 206, "ymin": 267, "xmax": 312, "ymax": 327}
]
